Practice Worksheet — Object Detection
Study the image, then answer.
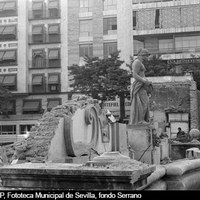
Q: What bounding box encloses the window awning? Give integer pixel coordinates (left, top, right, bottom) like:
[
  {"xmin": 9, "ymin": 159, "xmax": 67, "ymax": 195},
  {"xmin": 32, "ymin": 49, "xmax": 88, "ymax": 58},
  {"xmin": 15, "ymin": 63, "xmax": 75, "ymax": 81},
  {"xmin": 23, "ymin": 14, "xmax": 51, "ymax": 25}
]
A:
[
  {"xmin": 0, "ymin": 51, "xmax": 4, "ymax": 60},
  {"xmin": 47, "ymin": 99, "xmax": 60, "ymax": 110},
  {"xmin": 3, "ymin": 2, "xmax": 16, "ymax": 11},
  {"xmin": 3, "ymin": 75, "xmax": 16, "ymax": 86},
  {"xmin": 0, "ymin": 26, "xmax": 5, "ymax": 34},
  {"xmin": 23, "ymin": 101, "xmax": 40, "ymax": 112},
  {"xmin": 48, "ymin": 74, "xmax": 59, "ymax": 84},
  {"xmin": 48, "ymin": 0, "xmax": 59, "ymax": 9},
  {"xmin": 32, "ymin": 2, "xmax": 43, "ymax": 10},
  {"xmin": 2, "ymin": 51, "xmax": 16, "ymax": 60},
  {"xmin": 48, "ymin": 49, "xmax": 59, "ymax": 59},
  {"xmin": 32, "ymin": 75, "xmax": 43, "ymax": 85},
  {"xmin": 32, "ymin": 26, "xmax": 43, "ymax": 34},
  {"xmin": 3, "ymin": 26, "xmax": 16, "ymax": 35},
  {"xmin": 48, "ymin": 25, "xmax": 59, "ymax": 34}
]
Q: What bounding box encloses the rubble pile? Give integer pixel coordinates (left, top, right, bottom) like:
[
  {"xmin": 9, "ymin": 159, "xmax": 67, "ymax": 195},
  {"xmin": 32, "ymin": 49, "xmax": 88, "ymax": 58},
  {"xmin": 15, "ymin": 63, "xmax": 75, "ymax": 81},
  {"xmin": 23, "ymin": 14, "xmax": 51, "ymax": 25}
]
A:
[{"xmin": 3, "ymin": 99, "xmax": 99, "ymax": 164}]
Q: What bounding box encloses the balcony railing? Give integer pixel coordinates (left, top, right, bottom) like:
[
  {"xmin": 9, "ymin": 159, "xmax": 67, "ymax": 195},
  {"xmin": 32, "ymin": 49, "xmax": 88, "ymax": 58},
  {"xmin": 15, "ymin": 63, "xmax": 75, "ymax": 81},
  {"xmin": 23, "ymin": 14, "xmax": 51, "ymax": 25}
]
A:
[
  {"xmin": 29, "ymin": 59, "xmax": 61, "ymax": 69},
  {"xmin": 28, "ymin": 84, "xmax": 61, "ymax": 94},
  {"xmin": 29, "ymin": 9, "xmax": 60, "ymax": 20},
  {"xmin": 134, "ymin": 47, "xmax": 200, "ymax": 55},
  {"xmin": 28, "ymin": 34, "xmax": 61, "ymax": 44},
  {"xmin": 0, "ymin": 60, "xmax": 17, "ymax": 66}
]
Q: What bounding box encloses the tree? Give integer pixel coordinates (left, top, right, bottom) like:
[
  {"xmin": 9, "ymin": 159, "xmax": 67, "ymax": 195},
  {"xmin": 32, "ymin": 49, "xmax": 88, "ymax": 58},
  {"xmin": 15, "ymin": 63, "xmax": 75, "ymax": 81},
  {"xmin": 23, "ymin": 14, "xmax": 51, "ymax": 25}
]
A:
[
  {"xmin": 69, "ymin": 51, "xmax": 131, "ymax": 122},
  {"xmin": 0, "ymin": 84, "xmax": 13, "ymax": 118}
]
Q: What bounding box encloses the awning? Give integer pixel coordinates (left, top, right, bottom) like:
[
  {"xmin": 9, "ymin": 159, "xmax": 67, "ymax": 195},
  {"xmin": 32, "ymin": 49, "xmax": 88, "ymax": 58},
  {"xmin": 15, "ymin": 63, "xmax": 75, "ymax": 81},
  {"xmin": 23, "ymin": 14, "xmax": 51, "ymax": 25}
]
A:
[
  {"xmin": 32, "ymin": 26, "xmax": 43, "ymax": 34},
  {"xmin": 48, "ymin": 0, "xmax": 59, "ymax": 9},
  {"xmin": 48, "ymin": 25, "xmax": 59, "ymax": 34},
  {"xmin": 47, "ymin": 99, "xmax": 60, "ymax": 110},
  {"xmin": 0, "ymin": 51, "xmax": 4, "ymax": 60},
  {"xmin": 3, "ymin": 75, "xmax": 16, "ymax": 86},
  {"xmin": 3, "ymin": 26, "xmax": 16, "ymax": 35},
  {"xmin": 0, "ymin": 26, "xmax": 5, "ymax": 34},
  {"xmin": 32, "ymin": 1, "xmax": 43, "ymax": 10},
  {"xmin": 48, "ymin": 49, "xmax": 59, "ymax": 59},
  {"xmin": 32, "ymin": 75, "xmax": 43, "ymax": 85},
  {"xmin": 23, "ymin": 101, "xmax": 40, "ymax": 112},
  {"xmin": 3, "ymin": 2, "xmax": 16, "ymax": 11},
  {"xmin": 2, "ymin": 50, "xmax": 16, "ymax": 60},
  {"xmin": 48, "ymin": 74, "xmax": 59, "ymax": 84}
]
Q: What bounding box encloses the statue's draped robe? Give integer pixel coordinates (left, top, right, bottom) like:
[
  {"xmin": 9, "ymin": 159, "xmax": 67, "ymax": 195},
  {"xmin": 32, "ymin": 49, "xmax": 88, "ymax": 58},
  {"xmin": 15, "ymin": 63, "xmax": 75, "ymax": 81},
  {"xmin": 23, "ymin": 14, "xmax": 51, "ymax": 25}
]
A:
[{"xmin": 129, "ymin": 59, "xmax": 150, "ymax": 125}]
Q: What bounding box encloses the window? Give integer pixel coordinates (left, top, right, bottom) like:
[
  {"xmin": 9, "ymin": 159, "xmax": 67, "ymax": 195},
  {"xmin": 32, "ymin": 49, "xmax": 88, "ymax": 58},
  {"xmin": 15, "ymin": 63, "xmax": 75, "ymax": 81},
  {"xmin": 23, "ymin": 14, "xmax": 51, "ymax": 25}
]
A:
[
  {"xmin": 48, "ymin": 24, "xmax": 60, "ymax": 43},
  {"xmin": 103, "ymin": 17, "xmax": 117, "ymax": 35},
  {"xmin": 0, "ymin": 100, "xmax": 16, "ymax": 115},
  {"xmin": 0, "ymin": 125, "xmax": 16, "ymax": 135},
  {"xmin": 0, "ymin": 1, "xmax": 17, "ymax": 17},
  {"xmin": 32, "ymin": 25, "xmax": 44, "ymax": 43},
  {"xmin": 32, "ymin": 1, "xmax": 44, "ymax": 19},
  {"xmin": 103, "ymin": 0, "xmax": 117, "ymax": 11},
  {"xmin": 79, "ymin": 44, "xmax": 93, "ymax": 58},
  {"xmin": 80, "ymin": 0, "xmax": 92, "ymax": 12},
  {"xmin": 0, "ymin": 25, "xmax": 17, "ymax": 41},
  {"xmin": 32, "ymin": 74, "xmax": 45, "ymax": 93},
  {"xmin": 47, "ymin": 98, "xmax": 61, "ymax": 111},
  {"xmin": 48, "ymin": 73, "xmax": 60, "ymax": 93},
  {"xmin": 23, "ymin": 100, "xmax": 42, "ymax": 114},
  {"xmin": 103, "ymin": 42, "xmax": 117, "ymax": 58},
  {"xmin": 20, "ymin": 125, "xmax": 34, "ymax": 135},
  {"xmin": 155, "ymin": 9, "xmax": 160, "ymax": 28},
  {"xmin": 48, "ymin": 49, "xmax": 60, "ymax": 68},
  {"xmin": 159, "ymin": 39, "xmax": 173, "ymax": 53},
  {"xmin": 32, "ymin": 49, "xmax": 45, "ymax": 68},
  {"xmin": 175, "ymin": 36, "xmax": 200, "ymax": 52},
  {"xmin": 79, "ymin": 20, "xmax": 92, "ymax": 37},
  {"xmin": 0, "ymin": 74, "xmax": 17, "ymax": 91},
  {"xmin": 133, "ymin": 11, "xmax": 137, "ymax": 30},
  {"xmin": 48, "ymin": 0, "xmax": 60, "ymax": 18},
  {"xmin": 0, "ymin": 50, "xmax": 17, "ymax": 66}
]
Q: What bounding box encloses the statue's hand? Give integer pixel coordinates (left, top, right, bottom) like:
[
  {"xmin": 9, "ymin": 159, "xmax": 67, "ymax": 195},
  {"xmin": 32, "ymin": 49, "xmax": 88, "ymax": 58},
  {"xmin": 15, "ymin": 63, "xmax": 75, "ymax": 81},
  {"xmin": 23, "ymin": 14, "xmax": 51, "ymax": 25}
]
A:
[{"xmin": 144, "ymin": 79, "xmax": 152, "ymax": 86}]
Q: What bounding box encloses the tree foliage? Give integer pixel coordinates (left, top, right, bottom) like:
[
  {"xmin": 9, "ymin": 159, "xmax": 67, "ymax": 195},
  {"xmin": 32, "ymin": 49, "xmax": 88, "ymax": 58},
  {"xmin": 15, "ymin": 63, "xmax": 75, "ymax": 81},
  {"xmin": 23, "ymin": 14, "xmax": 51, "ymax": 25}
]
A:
[{"xmin": 69, "ymin": 51, "xmax": 131, "ymax": 100}]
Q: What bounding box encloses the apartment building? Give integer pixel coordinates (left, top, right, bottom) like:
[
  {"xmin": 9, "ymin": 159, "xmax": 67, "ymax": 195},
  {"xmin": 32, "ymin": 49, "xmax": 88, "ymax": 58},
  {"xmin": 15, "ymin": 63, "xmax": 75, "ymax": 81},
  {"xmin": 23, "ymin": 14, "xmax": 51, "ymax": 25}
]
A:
[
  {"xmin": 132, "ymin": 0, "xmax": 200, "ymax": 65},
  {"xmin": 0, "ymin": 0, "xmax": 69, "ymax": 144},
  {"xmin": 1, "ymin": 0, "xmax": 200, "ymax": 143}
]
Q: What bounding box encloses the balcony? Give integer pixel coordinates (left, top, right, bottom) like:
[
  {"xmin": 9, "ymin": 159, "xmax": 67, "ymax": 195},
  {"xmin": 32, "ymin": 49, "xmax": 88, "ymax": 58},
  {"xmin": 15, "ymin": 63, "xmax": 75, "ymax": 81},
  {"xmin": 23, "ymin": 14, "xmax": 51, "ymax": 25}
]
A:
[
  {"xmin": 29, "ymin": 59, "xmax": 61, "ymax": 69},
  {"xmin": 134, "ymin": 47, "xmax": 200, "ymax": 56},
  {"xmin": 29, "ymin": 9, "xmax": 60, "ymax": 20},
  {"xmin": 28, "ymin": 34, "xmax": 61, "ymax": 44}
]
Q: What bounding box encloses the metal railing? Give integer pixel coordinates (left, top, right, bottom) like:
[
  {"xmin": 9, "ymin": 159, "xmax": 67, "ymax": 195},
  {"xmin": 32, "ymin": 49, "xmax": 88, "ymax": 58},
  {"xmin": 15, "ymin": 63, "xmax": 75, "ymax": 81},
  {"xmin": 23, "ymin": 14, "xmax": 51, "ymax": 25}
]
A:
[{"xmin": 28, "ymin": 34, "xmax": 61, "ymax": 44}]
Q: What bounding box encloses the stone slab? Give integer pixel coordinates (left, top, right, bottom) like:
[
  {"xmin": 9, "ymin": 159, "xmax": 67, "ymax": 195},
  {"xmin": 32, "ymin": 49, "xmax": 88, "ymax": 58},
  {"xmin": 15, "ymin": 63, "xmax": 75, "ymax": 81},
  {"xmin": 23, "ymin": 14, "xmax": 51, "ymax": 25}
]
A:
[
  {"xmin": 127, "ymin": 124, "xmax": 153, "ymax": 164},
  {"xmin": 137, "ymin": 166, "xmax": 166, "ymax": 190},
  {"xmin": 0, "ymin": 162, "xmax": 155, "ymax": 190},
  {"xmin": 164, "ymin": 168, "xmax": 200, "ymax": 190},
  {"xmin": 163, "ymin": 158, "xmax": 200, "ymax": 176}
]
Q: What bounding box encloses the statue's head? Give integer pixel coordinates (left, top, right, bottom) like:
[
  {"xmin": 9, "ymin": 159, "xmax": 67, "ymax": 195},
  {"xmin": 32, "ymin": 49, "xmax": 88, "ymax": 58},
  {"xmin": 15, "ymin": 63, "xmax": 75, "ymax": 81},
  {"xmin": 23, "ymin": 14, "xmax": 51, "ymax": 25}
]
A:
[{"xmin": 137, "ymin": 48, "xmax": 150, "ymax": 61}]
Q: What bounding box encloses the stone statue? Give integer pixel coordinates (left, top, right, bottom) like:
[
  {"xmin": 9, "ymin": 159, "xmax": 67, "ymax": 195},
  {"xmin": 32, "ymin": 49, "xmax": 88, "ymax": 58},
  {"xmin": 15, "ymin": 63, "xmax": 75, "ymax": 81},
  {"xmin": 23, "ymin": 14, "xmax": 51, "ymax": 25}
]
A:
[{"xmin": 129, "ymin": 49, "xmax": 153, "ymax": 125}]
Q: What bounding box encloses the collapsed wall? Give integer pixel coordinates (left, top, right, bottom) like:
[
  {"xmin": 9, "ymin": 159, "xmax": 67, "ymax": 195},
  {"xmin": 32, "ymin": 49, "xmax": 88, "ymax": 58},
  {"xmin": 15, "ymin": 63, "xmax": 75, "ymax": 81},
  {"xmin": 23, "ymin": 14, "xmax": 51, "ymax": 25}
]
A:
[{"xmin": 2, "ymin": 99, "xmax": 98, "ymax": 164}]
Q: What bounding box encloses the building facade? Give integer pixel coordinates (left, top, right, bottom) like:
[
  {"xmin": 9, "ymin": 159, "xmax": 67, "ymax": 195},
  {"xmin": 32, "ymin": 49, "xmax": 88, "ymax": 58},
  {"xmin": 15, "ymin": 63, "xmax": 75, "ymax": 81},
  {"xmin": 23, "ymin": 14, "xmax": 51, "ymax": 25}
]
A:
[
  {"xmin": 0, "ymin": 0, "xmax": 69, "ymax": 144},
  {"xmin": 1, "ymin": 0, "xmax": 200, "ymax": 143}
]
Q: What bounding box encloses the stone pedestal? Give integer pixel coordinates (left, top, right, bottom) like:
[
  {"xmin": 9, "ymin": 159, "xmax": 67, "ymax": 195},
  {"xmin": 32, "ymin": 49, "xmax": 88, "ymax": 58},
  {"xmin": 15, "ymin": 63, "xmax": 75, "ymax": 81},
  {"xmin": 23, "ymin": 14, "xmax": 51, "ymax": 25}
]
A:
[{"xmin": 127, "ymin": 124, "xmax": 153, "ymax": 164}]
